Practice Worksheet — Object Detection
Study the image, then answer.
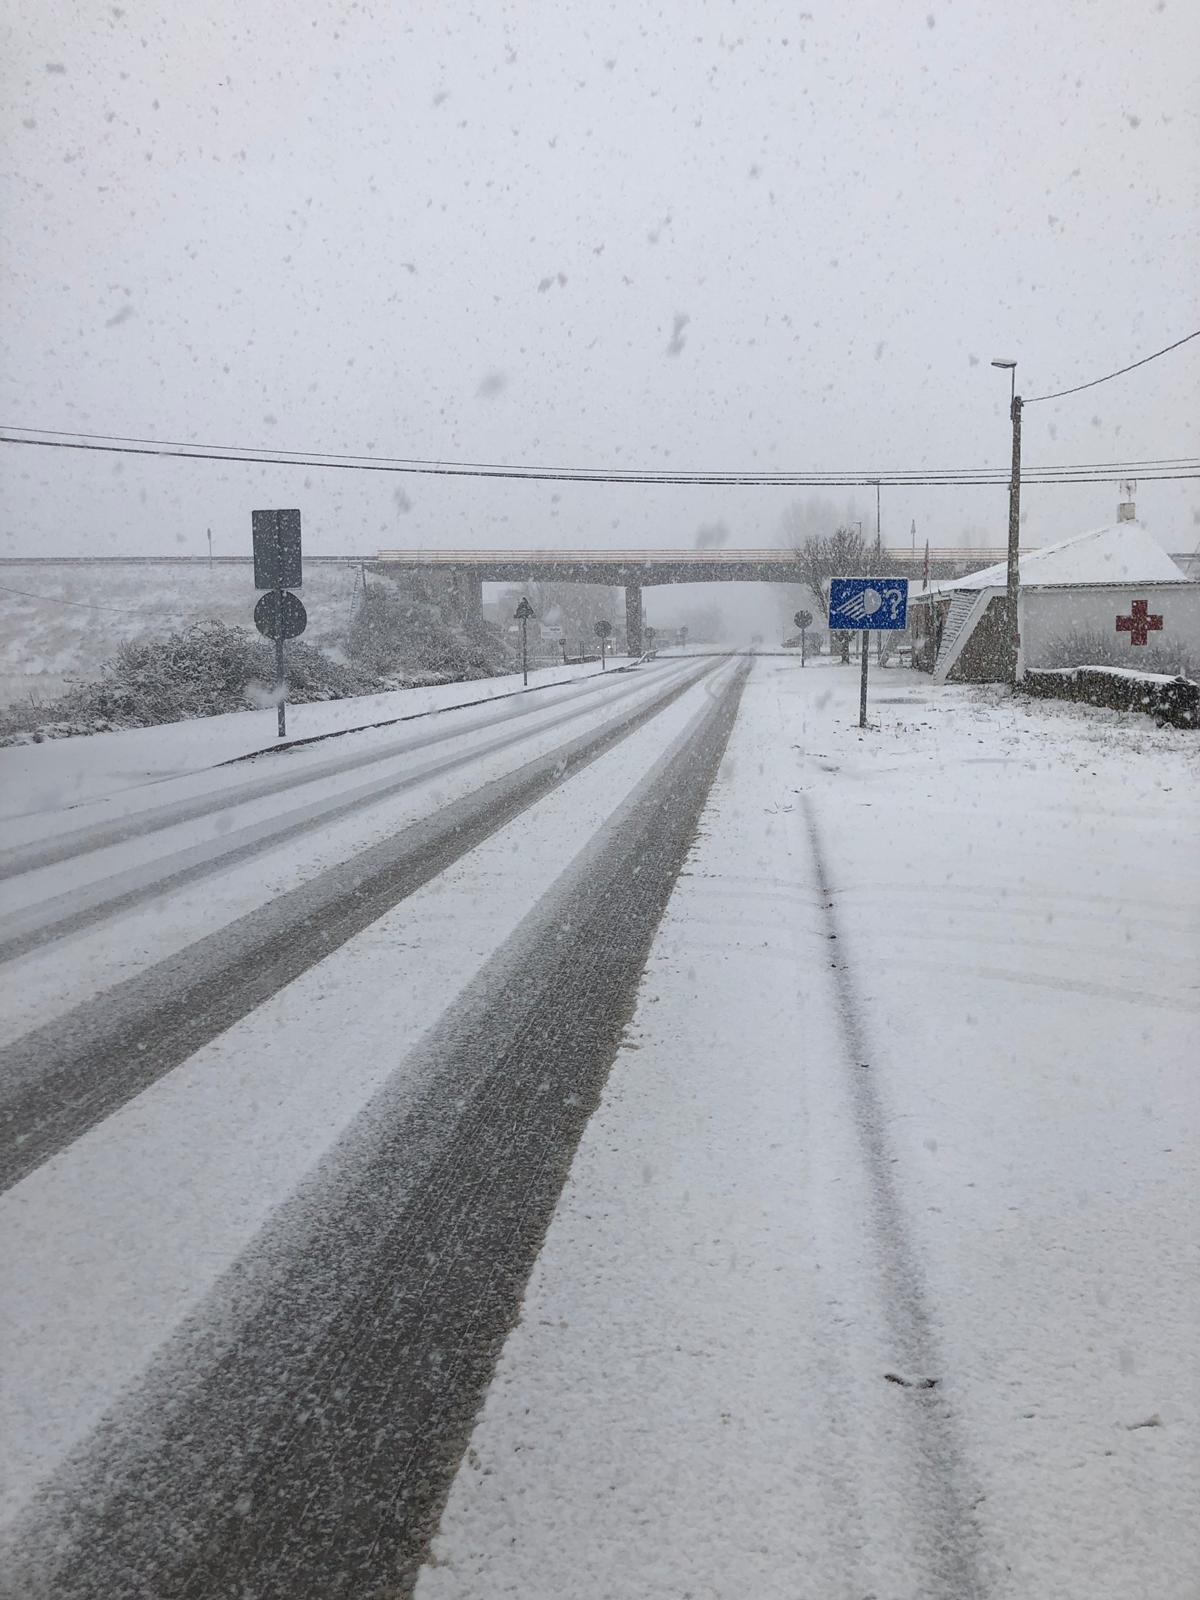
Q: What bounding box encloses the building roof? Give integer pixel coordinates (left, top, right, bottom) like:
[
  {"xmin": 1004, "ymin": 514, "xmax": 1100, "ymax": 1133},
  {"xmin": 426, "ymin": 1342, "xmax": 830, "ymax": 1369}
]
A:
[{"xmin": 917, "ymin": 521, "xmax": 1187, "ymax": 597}]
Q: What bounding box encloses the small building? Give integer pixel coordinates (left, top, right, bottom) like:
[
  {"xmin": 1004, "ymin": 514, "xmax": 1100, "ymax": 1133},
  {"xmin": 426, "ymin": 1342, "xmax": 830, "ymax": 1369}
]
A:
[{"xmin": 910, "ymin": 520, "xmax": 1198, "ymax": 682}]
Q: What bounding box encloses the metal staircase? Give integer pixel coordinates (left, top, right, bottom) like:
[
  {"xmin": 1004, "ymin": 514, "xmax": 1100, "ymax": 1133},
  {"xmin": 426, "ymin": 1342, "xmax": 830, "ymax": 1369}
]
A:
[{"xmin": 932, "ymin": 590, "xmax": 984, "ymax": 681}]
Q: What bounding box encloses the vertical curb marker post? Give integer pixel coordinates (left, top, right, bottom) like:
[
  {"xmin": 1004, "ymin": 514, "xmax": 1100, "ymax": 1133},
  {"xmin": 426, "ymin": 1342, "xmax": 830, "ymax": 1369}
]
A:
[
  {"xmin": 252, "ymin": 509, "xmax": 307, "ymax": 739},
  {"xmin": 827, "ymin": 576, "xmax": 909, "ymax": 729},
  {"xmin": 514, "ymin": 596, "xmax": 535, "ymax": 687}
]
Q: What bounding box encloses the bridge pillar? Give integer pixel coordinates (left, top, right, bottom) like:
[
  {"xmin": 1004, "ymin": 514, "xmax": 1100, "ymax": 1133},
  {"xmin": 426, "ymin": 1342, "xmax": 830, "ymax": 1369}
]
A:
[
  {"xmin": 625, "ymin": 584, "xmax": 644, "ymax": 655},
  {"xmin": 452, "ymin": 569, "xmax": 483, "ymax": 626}
]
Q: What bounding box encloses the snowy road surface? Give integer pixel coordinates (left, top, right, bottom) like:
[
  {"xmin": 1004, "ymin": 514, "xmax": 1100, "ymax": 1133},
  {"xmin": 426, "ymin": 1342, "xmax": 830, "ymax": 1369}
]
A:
[{"xmin": 1, "ymin": 655, "xmax": 1196, "ymax": 1599}]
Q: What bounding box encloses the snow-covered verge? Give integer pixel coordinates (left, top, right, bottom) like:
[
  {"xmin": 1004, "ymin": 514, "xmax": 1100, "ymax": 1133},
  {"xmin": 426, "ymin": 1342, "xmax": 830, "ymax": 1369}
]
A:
[
  {"xmin": 0, "ymin": 657, "xmax": 612, "ymax": 821},
  {"xmin": 419, "ymin": 661, "xmax": 1199, "ymax": 1600},
  {"xmin": 1023, "ymin": 664, "xmax": 1198, "ymax": 728}
]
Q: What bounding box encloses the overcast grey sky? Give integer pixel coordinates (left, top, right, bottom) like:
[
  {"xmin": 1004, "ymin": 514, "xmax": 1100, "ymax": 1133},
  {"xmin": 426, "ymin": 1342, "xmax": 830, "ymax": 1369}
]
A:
[{"xmin": 2, "ymin": 0, "xmax": 1197, "ymax": 561}]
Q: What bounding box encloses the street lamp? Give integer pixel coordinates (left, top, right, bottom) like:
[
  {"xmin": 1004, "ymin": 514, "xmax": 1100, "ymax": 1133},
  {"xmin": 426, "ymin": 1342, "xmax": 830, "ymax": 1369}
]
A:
[{"xmin": 991, "ymin": 358, "xmax": 1022, "ymax": 685}]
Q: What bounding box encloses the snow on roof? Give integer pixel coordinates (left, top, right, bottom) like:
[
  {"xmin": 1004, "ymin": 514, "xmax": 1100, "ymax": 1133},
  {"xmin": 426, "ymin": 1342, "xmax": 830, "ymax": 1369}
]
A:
[{"xmin": 918, "ymin": 522, "xmax": 1187, "ymax": 596}]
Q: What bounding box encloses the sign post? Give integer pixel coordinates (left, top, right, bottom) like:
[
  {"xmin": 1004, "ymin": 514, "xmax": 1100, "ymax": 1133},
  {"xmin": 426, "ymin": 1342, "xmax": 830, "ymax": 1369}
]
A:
[
  {"xmin": 794, "ymin": 608, "xmax": 813, "ymax": 666},
  {"xmin": 827, "ymin": 577, "xmax": 909, "ymax": 729},
  {"xmin": 514, "ymin": 596, "xmax": 535, "ymax": 686},
  {"xmin": 253, "ymin": 589, "xmax": 308, "ymax": 737},
  {"xmin": 594, "ymin": 618, "xmax": 612, "ymax": 670},
  {"xmin": 252, "ymin": 510, "xmax": 305, "ymax": 738}
]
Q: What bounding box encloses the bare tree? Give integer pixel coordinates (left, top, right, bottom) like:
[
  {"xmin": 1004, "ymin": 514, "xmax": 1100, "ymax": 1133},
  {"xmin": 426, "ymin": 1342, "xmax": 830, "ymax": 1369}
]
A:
[{"xmin": 790, "ymin": 526, "xmax": 876, "ymax": 661}]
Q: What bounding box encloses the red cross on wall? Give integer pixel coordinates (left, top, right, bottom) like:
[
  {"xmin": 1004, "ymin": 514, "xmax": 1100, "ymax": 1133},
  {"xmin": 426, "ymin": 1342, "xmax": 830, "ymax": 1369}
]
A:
[{"xmin": 1115, "ymin": 598, "xmax": 1163, "ymax": 647}]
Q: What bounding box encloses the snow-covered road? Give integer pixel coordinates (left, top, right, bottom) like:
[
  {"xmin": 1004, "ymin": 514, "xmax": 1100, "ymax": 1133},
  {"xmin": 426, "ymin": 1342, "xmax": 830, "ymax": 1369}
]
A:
[
  {"xmin": 0, "ymin": 652, "xmax": 747, "ymax": 1594},
  {"xmin": 1, "ymin": 655, "xmax": 1196, "ymax": 1599}
]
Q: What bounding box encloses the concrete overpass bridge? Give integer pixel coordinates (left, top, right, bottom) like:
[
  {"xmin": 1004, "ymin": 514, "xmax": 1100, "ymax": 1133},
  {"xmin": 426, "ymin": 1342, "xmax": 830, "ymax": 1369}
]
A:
[{"xmin": 373, "ymin": 546, "xmax": 1015, "ymax": 653}]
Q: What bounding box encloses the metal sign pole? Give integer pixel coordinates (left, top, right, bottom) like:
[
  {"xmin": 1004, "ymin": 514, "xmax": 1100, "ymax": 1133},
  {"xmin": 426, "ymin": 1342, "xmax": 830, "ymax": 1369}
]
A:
[
  {"xmin": 521, "ymin": 616, "xmax": 528, "ymax": 686},
  {"xmin": 275, "ymin": 587, "xmax": 287, "ymax": 739},
  {"xmin": 801, "ymin": 625, "xmax": 806, "ymax": 667},
  {"xmin": 859, "ymin": 634, "xmax": 869, "ymax": 727}
]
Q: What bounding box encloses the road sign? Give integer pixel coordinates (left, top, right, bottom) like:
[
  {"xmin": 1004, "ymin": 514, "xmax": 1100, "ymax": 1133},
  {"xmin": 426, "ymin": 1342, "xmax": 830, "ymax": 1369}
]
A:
[
  {"xmin": 254, "ymin": 589, "xmax": 308, "ymax": 641},
  {"xmin": 252, "ymin": 509, "xmax": 303, "ymax": 590},
  {"xmin": 514, "ymin": 597, "xmax": 535, "ymax": 685},
  {"xmin": 828, "ymin": 577, "xmax": 908, "ymax": 631},
  {"xmin": 827, "ymin": 577, "xmax": 910, "ymax": 729},
  {"xmin": 793, "ymin": 608, "xmax": 814, "ymax": 666},
  {"xmin": 594, "ymin": 620, "xmax": 612, "ymax": 637}
]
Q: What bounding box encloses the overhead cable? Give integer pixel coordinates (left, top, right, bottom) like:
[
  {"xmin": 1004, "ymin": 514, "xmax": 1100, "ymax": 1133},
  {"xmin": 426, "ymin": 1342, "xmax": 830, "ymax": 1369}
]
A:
[
  {"xmin": 1, "ymin": 429, "xmax": 1198, "ymax": 486},
  {"xmin": 1025, "ymin": 326, "xmax": 1200, "ymax": 404}
]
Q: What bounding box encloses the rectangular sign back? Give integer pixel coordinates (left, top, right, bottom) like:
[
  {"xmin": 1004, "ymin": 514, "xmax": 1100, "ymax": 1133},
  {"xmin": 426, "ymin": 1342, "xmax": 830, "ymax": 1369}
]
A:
[{"xmin": 252, "ymin": 509, "xmax": 303, "ymax": 590}]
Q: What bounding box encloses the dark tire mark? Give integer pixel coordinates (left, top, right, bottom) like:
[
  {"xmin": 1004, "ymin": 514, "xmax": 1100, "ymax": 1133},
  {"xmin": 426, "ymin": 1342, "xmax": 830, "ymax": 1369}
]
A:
[
  {"xmin": 0, "ymin": 658, "xmax": 676, "ymax": 881},
  {"xmin": 0, "ymin": 663, "xmax": 698, "ymax": 959},
  {"xmin": 800, "ymin": 794, "xmax": 987, "ymax": 1600},
  {"xmin": 0, "ymin": 659, "xmax": 719, "ymax": 1194}
]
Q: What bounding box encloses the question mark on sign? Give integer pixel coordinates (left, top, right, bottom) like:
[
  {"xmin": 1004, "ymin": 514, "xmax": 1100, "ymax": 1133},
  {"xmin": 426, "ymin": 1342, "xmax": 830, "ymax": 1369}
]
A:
[{"xmin": 883, "ymin": 587, "xmax": 903, "ymax": 620}]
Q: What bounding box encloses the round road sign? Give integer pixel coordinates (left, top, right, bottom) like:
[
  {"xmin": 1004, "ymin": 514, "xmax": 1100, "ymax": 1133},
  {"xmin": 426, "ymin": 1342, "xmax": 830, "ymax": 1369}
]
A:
[
  {"xmin": 594, "ymin": 620, "xmax": 612, "ymax": 637},
  {"xmin": 254, "ymin": 589, "xmax": 308, "ymax": 641},
  {"xmin": 794, "ymin": 609, "xmax": 814, "ymax": 629}
]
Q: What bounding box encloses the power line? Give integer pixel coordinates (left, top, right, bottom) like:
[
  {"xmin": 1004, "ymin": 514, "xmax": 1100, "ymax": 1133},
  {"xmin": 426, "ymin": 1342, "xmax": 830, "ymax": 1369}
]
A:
[
  {"xmin": 0, "ymin": 422, "xmax": 1194, "ymax": 481},
  {"xmin": 1, "ymin": 428, "xmax": 1197, "ymax": 486},
  {"xmin": 1026, "ymin": 327, "xmax": 1200, "ymax": 404}
]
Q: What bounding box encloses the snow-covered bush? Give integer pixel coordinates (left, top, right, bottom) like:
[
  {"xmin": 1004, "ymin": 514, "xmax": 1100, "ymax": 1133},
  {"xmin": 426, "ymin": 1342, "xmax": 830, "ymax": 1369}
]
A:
[
  {"xmin": 0, "ymin": 622, "xmax": 376, "ymax": 741},
  {"xmin": 1039, "ymin": 628, "xmax": 1196, "ymax": 681}
]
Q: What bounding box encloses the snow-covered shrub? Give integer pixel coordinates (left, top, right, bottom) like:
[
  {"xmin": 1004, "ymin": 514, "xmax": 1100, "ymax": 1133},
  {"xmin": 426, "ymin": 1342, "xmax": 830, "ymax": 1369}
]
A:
[
  {"xmin": 0, "ymin": 622, "xmax": 375, "ymax": 740},
  {"xmin": 1039, "ymin": 628, "xmax": 1196, "ymax": 681}
]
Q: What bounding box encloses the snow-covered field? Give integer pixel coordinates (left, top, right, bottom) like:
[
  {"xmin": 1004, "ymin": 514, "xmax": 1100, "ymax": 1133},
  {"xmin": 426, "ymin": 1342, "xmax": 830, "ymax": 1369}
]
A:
[
  {"xmin": 0, "ymin": 655, "xmax": 1195, "ymax": 1597},
  {"xmin": 419, "ymin": 660, "xmax": 1200, "ymax": 1600}
]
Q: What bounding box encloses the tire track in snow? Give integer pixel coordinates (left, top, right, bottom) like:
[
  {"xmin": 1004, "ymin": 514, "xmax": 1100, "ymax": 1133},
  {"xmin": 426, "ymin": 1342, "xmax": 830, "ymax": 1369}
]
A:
[
  {"xmin": 0, "ymin": 663, "xmax": 698, "ymax": 960},
  {"xmin": 0, "ymin": 662, "xmax": 750, "ymax": 1600},
  {"xmin": 0, "ymin": 658, "xmax": 719, "ymax": 1194},
  {"xmin": 800, "ymin": 793, "xmax": 989, "ymax": 1600},
  {"xmin": 0, "ymin": 659, "xmax": 672, "ymax": 881}
]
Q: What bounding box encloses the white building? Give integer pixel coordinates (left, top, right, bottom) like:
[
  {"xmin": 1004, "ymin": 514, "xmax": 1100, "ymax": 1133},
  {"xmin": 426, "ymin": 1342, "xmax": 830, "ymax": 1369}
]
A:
[{"xmin": 910, "ymin": 521, "xmax": 1198, "ymax": 683}]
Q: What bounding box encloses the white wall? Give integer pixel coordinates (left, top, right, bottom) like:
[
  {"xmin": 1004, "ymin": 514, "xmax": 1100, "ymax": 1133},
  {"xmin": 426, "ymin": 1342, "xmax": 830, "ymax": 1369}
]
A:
[{"xmin": 1021, "ymin": 583, "xmax": 1200, "ymax": 671}]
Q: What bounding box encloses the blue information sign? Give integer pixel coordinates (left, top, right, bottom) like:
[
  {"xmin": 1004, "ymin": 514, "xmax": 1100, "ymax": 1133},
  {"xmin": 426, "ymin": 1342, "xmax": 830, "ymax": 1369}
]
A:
[{"xmin": 828, "ymin": 576, "xmax": 909, "ymax": 630}]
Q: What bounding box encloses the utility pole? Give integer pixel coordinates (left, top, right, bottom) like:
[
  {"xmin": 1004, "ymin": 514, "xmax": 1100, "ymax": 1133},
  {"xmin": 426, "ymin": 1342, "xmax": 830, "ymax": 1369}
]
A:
[
  {"xmin": 875, "ymin": 482, "xmax": 883, "ymax": 663},
  {"xmin": 992, "ymin": 359, "xmax": 1021, "ymax": 686},
  {"xmin": 1007, "ymin": 393, "xmax": 1023, "ymax": 685}
]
